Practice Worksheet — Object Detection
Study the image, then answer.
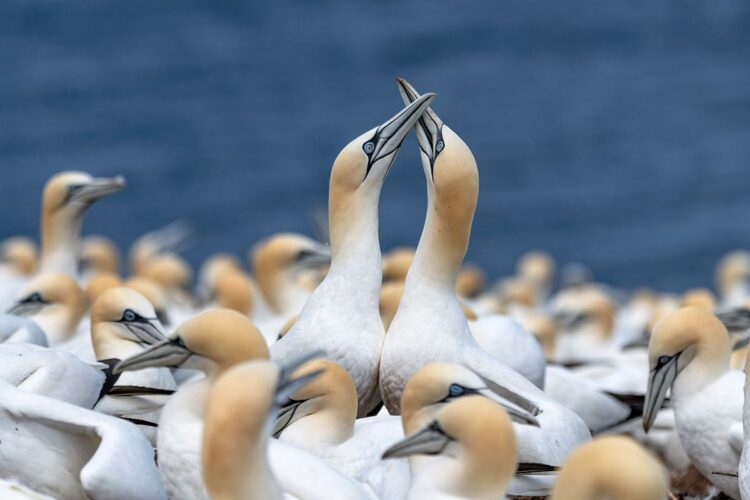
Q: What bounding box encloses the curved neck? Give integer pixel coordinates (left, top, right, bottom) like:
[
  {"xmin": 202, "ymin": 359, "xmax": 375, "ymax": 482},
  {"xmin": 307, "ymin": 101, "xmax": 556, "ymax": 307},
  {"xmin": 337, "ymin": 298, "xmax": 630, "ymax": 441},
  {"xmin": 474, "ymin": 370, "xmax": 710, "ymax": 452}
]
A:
[
  {"xmin": 326, "ymin": 188, "xmax": 382, "ymax": 293},
  {"xmin": 406, "ymin": 188, "xmax": 472, "ymax": 292},
  {"xmin": 672, "ymin": 338, "xmax": 730, "ymax": 398}
]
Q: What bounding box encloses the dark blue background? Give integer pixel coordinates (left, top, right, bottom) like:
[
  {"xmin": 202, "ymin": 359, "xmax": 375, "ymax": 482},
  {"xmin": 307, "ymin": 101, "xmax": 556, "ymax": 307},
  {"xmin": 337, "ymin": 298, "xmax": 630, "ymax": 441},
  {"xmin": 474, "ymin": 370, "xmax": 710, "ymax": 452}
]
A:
[{"xmin": 2, "ymin": 1, "xmax": 749, "ymax": 291}]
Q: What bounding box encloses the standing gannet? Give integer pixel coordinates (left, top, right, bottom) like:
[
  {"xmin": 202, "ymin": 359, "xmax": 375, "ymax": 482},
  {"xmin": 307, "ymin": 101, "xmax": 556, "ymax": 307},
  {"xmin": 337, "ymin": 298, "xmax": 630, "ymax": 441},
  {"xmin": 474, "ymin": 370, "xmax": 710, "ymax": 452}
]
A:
[
  {"xmin": 6, "ymin": 272, "xmax": 85, "ymax": 345},
  {"xmin": 124, "ymin": 276, "xmax": 171, "ymax": 327},
  {"xmin": 142, "ymin": 252, "xmax": 194, "ymax": 308},
  {"xmin": 0, "ymin": 378, "xmax": 166, "ymax": 500},
  {"xmin": 0, "ymin": 237, "xmax": 38, "ymax": 313},
  {"xmin": 114, "ymin": 309, "xmax": 271, "ymax": 500},
  {"xmin": 383, "ymin": 396, "xmax": 518, "ymax": 500},
  {"xmin": 85, "ymin": 272, "xmax": 122, "ymax": 305},
  {"xmin": 378, "ymin": 80, "xmax": 589, "ymax": 474},
  {"xmin": 271, "ymin": 93, "xmax": 436, "ymax": 416},
  {"xmin": 550, "ymin": 436, "xmax": 669, "ymax": 500},
  {"xmin": 516, "ymin": 250, "xmax": 556, "ymax": 304},
  {"xmin": 273, "ymin": 359, "xmax": 411, "ymax": 499},
  {"xmin": 203, "ymin": 359, "xmax": 375, "ymax": 500},
  {"xmin": 128, "ymin": 220, "xmax": 193, "ymax": 277},
  {"xmin": 39, "ymin": 172, "xmax": 125, "ymax": 276},
  {"xmin": 643, "ymin": 306, "xmax": 743, "ymax": 498},
  {"xmin": 207, "ymin": 269, "xmax": 254, "ymax": 316},
  {"xmin": 196, "ymin": 253, "xmax": 243, "ymax": 301}
]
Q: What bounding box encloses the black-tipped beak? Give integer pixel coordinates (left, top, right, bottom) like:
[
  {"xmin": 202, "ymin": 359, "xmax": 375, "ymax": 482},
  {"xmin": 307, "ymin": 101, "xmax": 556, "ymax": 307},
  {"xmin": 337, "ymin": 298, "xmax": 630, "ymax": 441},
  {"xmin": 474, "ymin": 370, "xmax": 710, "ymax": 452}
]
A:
[
  {"xmin": 382, "ymin": 421, "xmax": 452, "ymax": 459},
  {"xmin": 73, "ymin": 176, "xmax": 126, "ymax": 203},
  {"xmin": 362, "ymin": 92, "xmax": 436, "ymax": 179},
  {"xmin": 643, "ymin": 354, "xmax": 680, "ymax": 432},
  {"xmin": 113, "ymin": 337, "xmax": 191, "ymax": 374},
  {"xmin": 396, "ymin": 78, "xmax": 445, "ymax": 168}
]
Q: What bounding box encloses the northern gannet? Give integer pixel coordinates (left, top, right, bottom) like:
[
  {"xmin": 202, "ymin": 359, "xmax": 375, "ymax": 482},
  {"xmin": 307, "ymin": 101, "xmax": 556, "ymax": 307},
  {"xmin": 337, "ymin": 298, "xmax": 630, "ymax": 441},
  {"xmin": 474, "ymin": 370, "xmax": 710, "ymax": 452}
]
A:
[
  {"xmin": 203, "ymin": 359, "xmax": 374, "ymax": 500},
  {"xmin": 271, "ymin": 93, "xmax": 436, "ymax": 416},
  {"xmin": 0, "ymin": 237, "xmax": 37, "ymax": 313},
  {"xmin": 378, "ymin": 81, "xmax": 589, "ymax": 476},
  {"xmin": 80, "ymin": 235, "xmax": 120, "ymax": 281},
  {"xmin": 39, "ymin": 172, "xmax": 125, "ymax": 277},
  {"xmin": 516, "ymin": 250, "xmax": 555, "ymax": 304},
  {"xmin": 274, "ymin": 359, "xmax": 411, "ymax": 498},
  {"xmin": 127, "ymin": 220, "xmax": 193, "ymax": 277},
  {"xmin": 142, "ymin": 252, "xmax": 194, "ymax": 309},
  {"xmin": 7, "ymin": 272, "xmax": 85, "ymax": 345},
  {"xmin": 250, "ymin": 233, "xmax": 331, "ymax": 320},
  {"xmin": 196, "ymin": 253, "xmax": 243, "ymax": 302},
  {"xmin": 0, "ymin": 378, "xmax": 166, "ymax": 500},
  {"xmin": 550, "ymin": 436, "xmax": 669, "ymax": 500},
  {"xmin": 643, "ymin": 306, "xmax": 743, "ymax": 498},
  {"xmin": 454, "ymin": 264, "xmax": 485, "ymax": 299},
  {"xmin": 208, "ymin": 269, "xmax": 254, "ymax": 316},
  {"xmin": 114, "ymin": 309, "xmax": 270, "ymax": 500},
  {"xmin": 383, "ymin": 396, "xmax": 518, "ymax": 500},
  {"xmin": 382, "ymin": 247, "xmax": 415, "ymax": 283},
  {"xmin": 90, "ymin": 287, "xmax": 175, "ymax": 421}
]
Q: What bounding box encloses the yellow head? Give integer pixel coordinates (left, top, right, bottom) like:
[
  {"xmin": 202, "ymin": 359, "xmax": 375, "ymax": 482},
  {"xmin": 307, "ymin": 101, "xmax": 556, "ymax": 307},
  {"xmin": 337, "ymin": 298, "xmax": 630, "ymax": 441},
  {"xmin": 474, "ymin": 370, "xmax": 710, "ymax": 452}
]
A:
[
  {"xmin": 81, "ymin": 236, "xmax": 120, "ymax": 275},
  {"xmin": 0, "ymin": 237, "xmax": 37, "ymax": 275}
]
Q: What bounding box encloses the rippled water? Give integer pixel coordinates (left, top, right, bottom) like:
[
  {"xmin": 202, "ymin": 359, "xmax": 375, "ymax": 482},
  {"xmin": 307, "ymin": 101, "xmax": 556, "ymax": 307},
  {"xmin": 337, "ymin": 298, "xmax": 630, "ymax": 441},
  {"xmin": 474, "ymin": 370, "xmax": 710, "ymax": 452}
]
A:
[{"xmin": 1, "ymin": 0, "xmax": 749, "ymax": 291}]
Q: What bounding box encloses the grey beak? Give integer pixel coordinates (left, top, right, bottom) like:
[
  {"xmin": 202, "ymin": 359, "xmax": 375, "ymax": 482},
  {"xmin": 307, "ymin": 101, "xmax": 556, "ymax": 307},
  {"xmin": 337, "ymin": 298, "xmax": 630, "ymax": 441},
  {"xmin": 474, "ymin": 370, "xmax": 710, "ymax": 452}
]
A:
[
  {"xmin": 363, "ymin": 92, "xmax": 436, "ymax": 178},
  {"xmin": 123, "ymin": 318, "xmax": 169, "ymax": 345},
  {"xmin": 73, "ymin": 176, "xmax": 126, "ymax": 203},
  {"xmin": 382, "ymin": 421, "xmax": 452, "ymax": 459},
  {"xmin": 395, "ymin": 78, "xmax": 444, "ymax": 168},
  {"xmin": 113, "ymin": 337, "xmax": 191, "ymax": 374},
  {"xmin": 643, "ymin": 354, "xmax": 679, "ymax": 432}
]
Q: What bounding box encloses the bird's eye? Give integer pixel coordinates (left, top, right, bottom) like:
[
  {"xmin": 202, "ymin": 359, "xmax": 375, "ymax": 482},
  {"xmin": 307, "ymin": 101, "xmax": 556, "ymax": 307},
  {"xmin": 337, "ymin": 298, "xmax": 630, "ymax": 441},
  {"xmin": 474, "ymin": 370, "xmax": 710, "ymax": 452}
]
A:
[
  {"xmin": 657, "ymin": 355, "xmax": 671, "ymax": 365},
  {"xmin": 363, "ymin": 142, "xmax": 375, "ymax": 154},
  {"xmin": 27, "ymin": 293, "xmax": 42, "ymax": 303},
  {"xmin": 448, "ymin": 383, "xmax": 464, "ymax": 397},
  {"xmin": 435, "ymin": 140, "xmax": 444, "ymax": 153},
  {"xmin": 122, "ymin": 309, "xmax": 137, "ymax": 322}
]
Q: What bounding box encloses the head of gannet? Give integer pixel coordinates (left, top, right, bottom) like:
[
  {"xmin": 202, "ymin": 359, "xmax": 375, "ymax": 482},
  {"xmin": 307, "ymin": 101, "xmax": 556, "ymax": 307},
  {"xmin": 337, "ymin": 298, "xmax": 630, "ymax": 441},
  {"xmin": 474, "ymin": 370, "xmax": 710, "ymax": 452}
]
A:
[
  {"xmin": 455, "ymin": 264, "xmax": 485, "ymax": 299},
  {"xmin": 716, "ymin": 250, "xmax": 750, "ymax": 299},
  {"xmin": 396, "ymin": 79, "xmax": 476, "ymax": 280},
  {"xmin": 85, "ymin": 272, "xmax": 122, "ymax": 305},
  {"xmin": 382, "ymin": 247, "xmax": 415, "ymax": 282},
  {"xmin": 680, "ymin": 288, "xmax": 716, "ymax": 310},
  {"xmin": 202, "ymin": 358, "xmax": 323, "ymax": 500},
  {"xmin": 197, "ymin": 253, "xmax": 243, "ymax": 299},
  {"xmin": 401, "ymin": 362, "xmax": 540, "ymax": 434},
  {"xmin": 143, "ymin": 252, "xmax": 192, "ymax": 294},
  {"xmin": 643, "ymin": 306, "xmax": 731, "ymax": 432},
  {"xmin": 272, "ymin": 359, "xmax": 357, "ymax": 444},
  {"xmin": 113, "ymin": 308, "xmax": 269, "ymax": 377},
  {"xmin": 127, "ymin": 220, "xmax": 193, "ymax": 276},
  {"xmin": 40, "ymin": 171, "xmax": 125, "ymax": 274},
  {"xmin": 80, "ymin": 236, "xmax": 120, "ymax": 276},
  {"xmin": 495, "ymin": 277, "xmax": 538, "ymax": 309},
  {"xmin": 123, "ymin": 276, "xmax": 170, "ymax": 326},
  {"xmin": 0, "ymin": 237, "xmax": 37, "ymax": 275},
  {"xmin": 213, "ymin": 270, "xmax": 254, "ymax": 316},
  {"xmin": 250, "ymin": 233, "xmax": 331, "ymax": 314},
  {"xmin": 327, "ymin": 92, "xmax": 436, "ymax": 258},
  {"xmin": 550, "ymin": 435, "xmax": 669, "ymax": 500},
  {"xmin": 7, "ymin": 272, "xmax": 85, "ymax": 343},
  {"xmin": 91, "ymin": 287, "xmax": 168, "ymax": 361},
  {"xmin": 517, "ymin": 250, "xmax": 555, "ymax": 293},
  {"xmin": 552, "ymin": 286, "xmax": 615, "ymax": 337},
  {"xmin": 383, "ymin": 396, "xmax": 518, "ymax": 499}
]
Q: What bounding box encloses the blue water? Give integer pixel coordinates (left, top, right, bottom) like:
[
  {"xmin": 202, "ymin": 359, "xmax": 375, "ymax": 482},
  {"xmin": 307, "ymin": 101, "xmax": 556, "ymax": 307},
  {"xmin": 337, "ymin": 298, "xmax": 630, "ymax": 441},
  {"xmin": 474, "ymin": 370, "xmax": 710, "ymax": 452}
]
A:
[{"xmin": 2, "ymin": 1, "xmax": 750, "ymax": 291}]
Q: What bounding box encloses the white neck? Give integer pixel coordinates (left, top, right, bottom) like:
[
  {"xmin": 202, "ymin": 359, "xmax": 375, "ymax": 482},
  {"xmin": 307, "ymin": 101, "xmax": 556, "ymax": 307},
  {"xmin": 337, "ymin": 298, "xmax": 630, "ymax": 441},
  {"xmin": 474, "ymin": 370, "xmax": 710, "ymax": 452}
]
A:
[{"xmin": 40, "ymin": 213, "xmax": 82, "ymax": 276}]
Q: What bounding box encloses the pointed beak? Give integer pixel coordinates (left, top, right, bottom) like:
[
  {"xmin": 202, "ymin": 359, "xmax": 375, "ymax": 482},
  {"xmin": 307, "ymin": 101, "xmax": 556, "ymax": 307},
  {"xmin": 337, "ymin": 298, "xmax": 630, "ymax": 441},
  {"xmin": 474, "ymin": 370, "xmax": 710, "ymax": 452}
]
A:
[
  {"xmin": 113, "ymin": 337, "xmax": 191, "ymax": 374},
  {"xmin": 643, "ymin": 355, "xmax": 679, "ymax": 432},
  {"xmin": 478, "ymin": 376, "xmax": 543, "ymax": 427},
  {"xmin": 396, "ymin": 78, "xmax": 444, "ymax": 167},
  {"xmin": 123, "ymin": 318, "xmax": 169, "ymax": 345},
  {"xmin": 74, "ymin": 176, "xmax": 126, "ymax": 203},
  {"xmin": 6, "ymin": 301, "xmax": 44, "ymax": 317},
  {"xmin": 476, "ymin": 388, "xmax": 540, "ymax": 427},
  {"xmin": 365, "ymin": 92, "xmax": 436, "ymax": 176},
  {"xmin": 382, "ymin": 422, "xmax": 451, "ymax": 459},
  {"xmin": 295, "ymin": 244, "xmax": 332, "ymax": 270}
]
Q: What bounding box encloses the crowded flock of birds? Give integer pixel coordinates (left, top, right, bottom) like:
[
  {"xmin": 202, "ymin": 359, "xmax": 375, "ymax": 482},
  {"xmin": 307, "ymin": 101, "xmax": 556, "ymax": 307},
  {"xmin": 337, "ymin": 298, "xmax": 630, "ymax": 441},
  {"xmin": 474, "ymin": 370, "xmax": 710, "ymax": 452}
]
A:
[{"xmin": 1, "ymin": 79, "xmax": 749, "ymax": 499}]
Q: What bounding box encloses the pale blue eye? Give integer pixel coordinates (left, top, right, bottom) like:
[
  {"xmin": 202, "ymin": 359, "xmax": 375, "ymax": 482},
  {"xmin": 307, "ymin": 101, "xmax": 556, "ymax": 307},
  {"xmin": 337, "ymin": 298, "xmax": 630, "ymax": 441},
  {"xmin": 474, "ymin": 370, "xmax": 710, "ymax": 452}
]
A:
[
  {"xmin": 363, "ymin": 142, "xmax": 375, "ymax": 154},
  {"xmin": 435, "ymin": 140, "xmax": 444, "ymax": 153},
  {"xmin": 448, "ymin": 384, "xmax": 463, "ymax": 397}
]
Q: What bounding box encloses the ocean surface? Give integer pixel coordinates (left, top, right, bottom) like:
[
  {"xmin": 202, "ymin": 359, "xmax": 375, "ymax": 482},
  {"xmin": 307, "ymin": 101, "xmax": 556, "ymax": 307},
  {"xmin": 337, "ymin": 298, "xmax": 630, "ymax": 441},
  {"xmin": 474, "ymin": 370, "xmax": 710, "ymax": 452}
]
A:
[{"xmin": 1, "ymin": 0, "xmax": 749, "ymax": 292}]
